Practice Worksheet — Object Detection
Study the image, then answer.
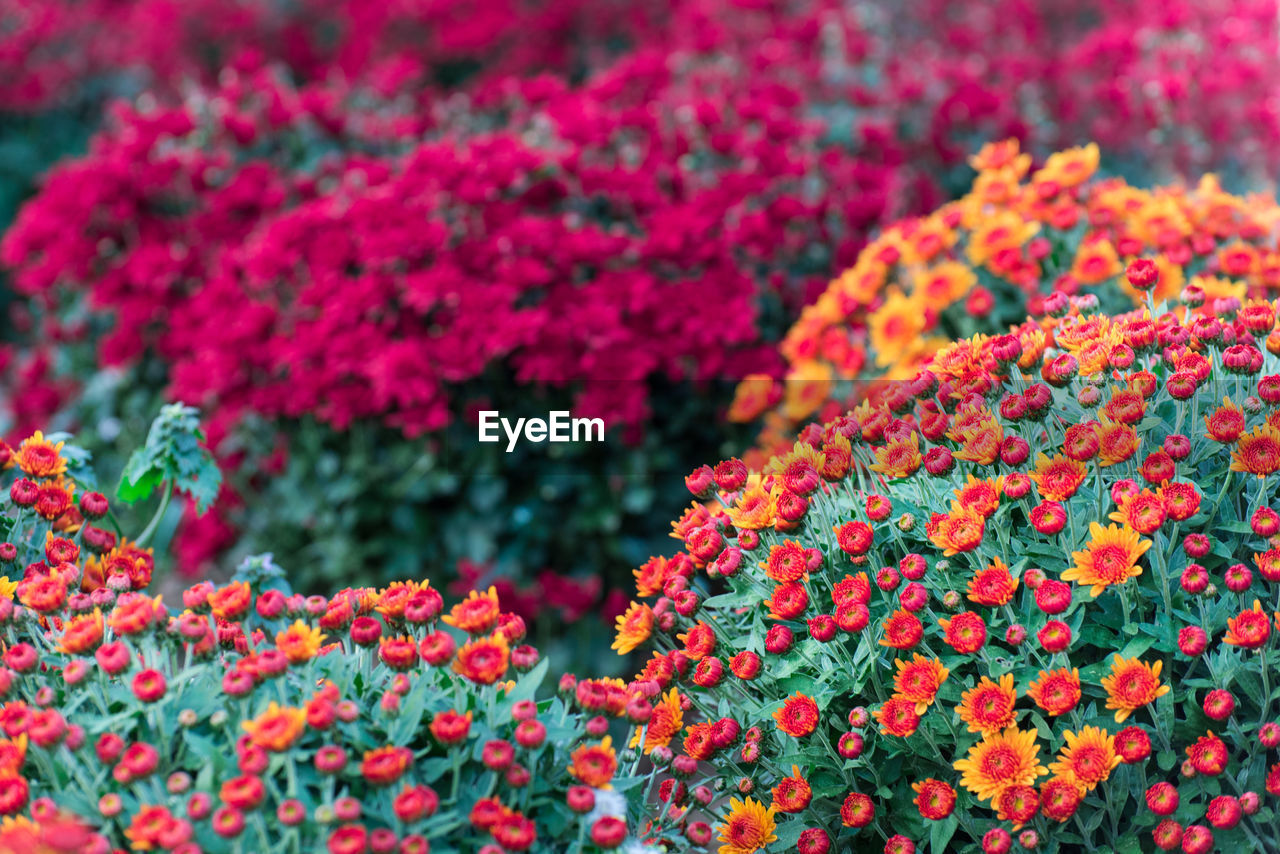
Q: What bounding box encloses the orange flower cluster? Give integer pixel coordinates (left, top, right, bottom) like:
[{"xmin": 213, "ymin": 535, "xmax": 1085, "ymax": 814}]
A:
[
  {"xmin": 621, "ymin": 249, "xmax": 1280, "ymax": 851},
  {"xmin": 732, "ymin": 140, "xmax": 1280, "ymax": 468},
  {"xmin": 0, "ymin": 434, "xmax": 648, "ymax": 853}
]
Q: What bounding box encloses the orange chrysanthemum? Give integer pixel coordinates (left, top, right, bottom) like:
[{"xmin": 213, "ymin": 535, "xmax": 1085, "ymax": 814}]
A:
[
  {"xmin": 0, "ymin": 734, "xmax": 27, "ymax": 778},
  {"xmin": 1094, "ymin": 418, "xmax": 1139, "ymax": 466},
  {"xmin": 911, "ymin": 777, "xmax": 957, "ymax": 821},
  {"xmin": 925, "ymin": 506, "xmax": 986, "ymax": 557},
  {"xmin": 1224, "ymin": 599, "xmax": 1273, "ymax": 648},
  {"xmin": 208, "ymin": 581, "xmax": 252, "ymax": 621},
  {"xmin": 612, "ymin": 602, "xmax": 654, "ymax": 654},
  {"xmin": 967, "ymin": 557, "xmax": 1018, "ymax": 606},
  {"xmin": 634, "ymin": 556, "xmax": 671, "ymax": 598},
  {"xmin": 1048, "ymin": 726, "xmax": 1121, "ymax": 792},
  {"xmin": 761, "ymin": 541, "xmax": 808, "ymax": 583},
  {"xmin": 1034, "ymin": 143, "xmax": 1099, "ymax": 188},
  {"xmin": 1070, "ymin": 236, "xmax": 1122, "ymax": 284},
  {"xmin": 57, "ymin": 610, "xmax": 103, "ymax": 655},
  {"xmin": 879, "ymin": 609, "xmax": 923, "ymax": 649},
  {"xmin": 632, "ymin": 688, "xmax": 684, "ymax": 754},
  {"xmin": 954, "ymin": 421, "xmax": 1004, "ymax": 466},
  {"xmin": 1204, "ymin": 397, "xmax": 1246, "ymax": 442},
  {"xmin": 953, "ymin": 475, "xmax": 1004, "ymax": 518},
  {"xmin": 875, "ymin": 697, "xmax": 921, "ymax": 738},
  {"xmin": 14, "ymin": 431, "xmax": 66, "ymax": 479},
  {"xmin": 1101, "ymin": 656, "xmax": 1170, "ymax": 722},
  {"xmin": 869, "ymin": 433, "xmax": 922, "ymax": 479},
  {"xmin": 716, "ymin": 797, "xmax": 778, "ymax": 854},
  {"xmin": 727, "ymin": 374, "xmax": 777, "ymax": 423},
  {"xmin": 770, "ymin": 765, "xmax": 812, "ymax": 814},
  {"xmin": 1061, "ymin": 522, "xmax": 1150, "ymax": 597},
  {"xmin": 1027, "ymin": 668, "xmax": 1081, "ymax": 717},
  {"xmin": 275, "ymin": 620, "xmax": 325, "ymax": 664},
  {"xmin": 374, "ymin": 580, "xmax": 430, "ymax": 620},
  {"xmin": 1107, "ymin": 488, "xmax": 1167, "ymax": 535},
  {"xmin": 956, "ymin": 674, "xmax": 1018, "ymax": 734},
  {"xmin": 568, "ymin": 736, "xmax": 617, "ymax": 789},
  {"xmin": 453, "ymin": 633, "xmax": 511, "ymax": 685},
  {"xmin": 892, "ymin": 655, "xmax": 950, "ymax": 714},
  {"xmin": 1231, "ymin": 424, "xmax": 1280, "ymax": 477},
  {"xmin": 773, "ymin": 692, "xmax": 819, "ymax": 738},
  {"xmin": 241, "ymin": 702, "xmax": 306, "ymax": 752},
  {"xmin": 1029, "ymin": 453, "xmax": 1087, "ymax": 502},
  {"xmin": 443, "ymin": 586, "xmax": 501, "ymax": 634},
  {"xmin": 953, "ymin": 726, "xmax": 1047, "ymax": 803}
]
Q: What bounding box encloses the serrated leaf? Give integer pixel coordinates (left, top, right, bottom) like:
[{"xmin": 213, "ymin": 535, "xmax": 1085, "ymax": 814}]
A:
[{"xmin": 117, "ymin": 402, "xmax": 223, "ymax": 514}]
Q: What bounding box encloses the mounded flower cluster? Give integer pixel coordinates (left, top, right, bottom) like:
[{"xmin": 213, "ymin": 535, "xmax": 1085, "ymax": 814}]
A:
[
  {"xmin": 733, "ymin": 138, "xmax": 1280, "ymax": 463},
  {"xmin": 0, "ymin": 433, "xmax": 656, "ymax": 853},
  {"xmin": 617, "ymin": 280, "xmax": 1280, "ymax": 849}
]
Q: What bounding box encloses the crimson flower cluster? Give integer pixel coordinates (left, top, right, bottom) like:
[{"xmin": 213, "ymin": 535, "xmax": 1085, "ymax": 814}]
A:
[{"xmin": 0, "ymin": 431, "xmax": 656, "ymax": 853}]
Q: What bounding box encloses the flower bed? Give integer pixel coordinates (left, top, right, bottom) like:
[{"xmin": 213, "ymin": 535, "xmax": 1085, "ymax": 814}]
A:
[
  {"xmin": 0, "ymin": 428, "xmax": 655, "ymax": 852},
  {"xmin": 617, "ymin": 250, "xmax": 1280, "ymax": 846}
]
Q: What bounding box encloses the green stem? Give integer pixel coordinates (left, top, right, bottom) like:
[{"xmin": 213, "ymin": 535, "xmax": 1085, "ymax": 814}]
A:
[{"xmin": 134, "ymin": 481, "xmax": 174, "ymax": 548}]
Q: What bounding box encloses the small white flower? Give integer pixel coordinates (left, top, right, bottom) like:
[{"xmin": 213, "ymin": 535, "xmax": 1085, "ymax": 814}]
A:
[
  {"xmin": 585, "ymin": 788, "xmax": 627, "ymax": 823},
  {"xmin": 621, "ymin": 842, "xmax": 662, "ymax": 854}
]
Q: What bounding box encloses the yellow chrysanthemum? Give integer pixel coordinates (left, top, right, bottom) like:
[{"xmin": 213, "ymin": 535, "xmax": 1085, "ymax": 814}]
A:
[
  {"xmin": 1048, "ymin": 726, "xmax": 1121, "ymax": 792},
  {"xmin": 612, "ymin": 602, "xmax": 654, "ymax": 654},
  {"xmin": 241, "ymin": 702, "xmax": 306, "ymax": 752},
  {"xmin": 725, "ymin": 483, "xmax": 776, "ymax": 531},
  {"xmin": 1032, "ymin": 142, "xmax": 1100, "ymax": 188},
  {"xmin": 1061, "ymin": 522, "xmax": 1151, "ymax": 597},
  {"xmin": 780, "ymin": 362, "xmax": 833, "ymax": 422},
  {"xmin": 14, "ymin": 430, "xmax": 67, "ymax": 479},
  {"xmin": 953, "ymin": 726, "xmax": 1047, "ymax": 803},
  {"xmin": 716, "ymin": 797, "xmax": 778, "ymax": 854},
  {"xmin": 631, "ymin": 688, "xmax": 684, "ymax": 754},
  {"xmin": 1101, "ymin": 656, "xmax": 1170, "ymax": 723},
  {"xmin": 1231, "ymin": 424, "xmax": 1280, "ymax": 477},
  {"xmin": 275, "ymin": 620, "xmax": 325, "ymax": 663}
]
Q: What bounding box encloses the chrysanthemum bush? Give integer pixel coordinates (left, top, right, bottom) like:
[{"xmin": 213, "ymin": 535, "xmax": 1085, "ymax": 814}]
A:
[
  {"xmin": 0, "ymin": 430, "xmax": 657, "ymax": 853},
  {"xmin": 732, "ymin": 138, "xmax": 1280, "ymax": 462},
  {"xmin": 7, "ymin": 1, "xmax": 1280, "ymax": 611},
  {"xmin": 615, "ymin": 290, "xmax": 1280, "ymax": 851}
]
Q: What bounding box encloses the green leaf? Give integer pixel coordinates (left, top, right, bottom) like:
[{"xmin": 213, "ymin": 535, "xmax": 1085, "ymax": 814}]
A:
[
  {"xmin": 118, "ymin": 402, "xmax": 223, "ymax": 514},
  {"xmin": 930, "ymin": 815, "xmax": 959, "ymax": 852},
  {"xmin": 502, "ymin": 658, "xmax": 550, "ymax": 707},
  {"xmin": 116, "ymin": 468, "xmax": 162, "ymax": 504}
]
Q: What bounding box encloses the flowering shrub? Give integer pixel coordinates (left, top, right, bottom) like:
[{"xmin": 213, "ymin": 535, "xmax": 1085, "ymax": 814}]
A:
[
  {"xmin": 0, "ymin": 0, "xmax": 672, "ymax": 111},
  {"xmin": 616, "ymin": 285, "xmax": 1280, "ymax": 849},
  {"xmin": 734, "ymin": 139, "xmax": 1280, "ymax": 462},
  {"xmin": 0, "ymin": 427, "xmax": 656, "ymax": 852}
]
